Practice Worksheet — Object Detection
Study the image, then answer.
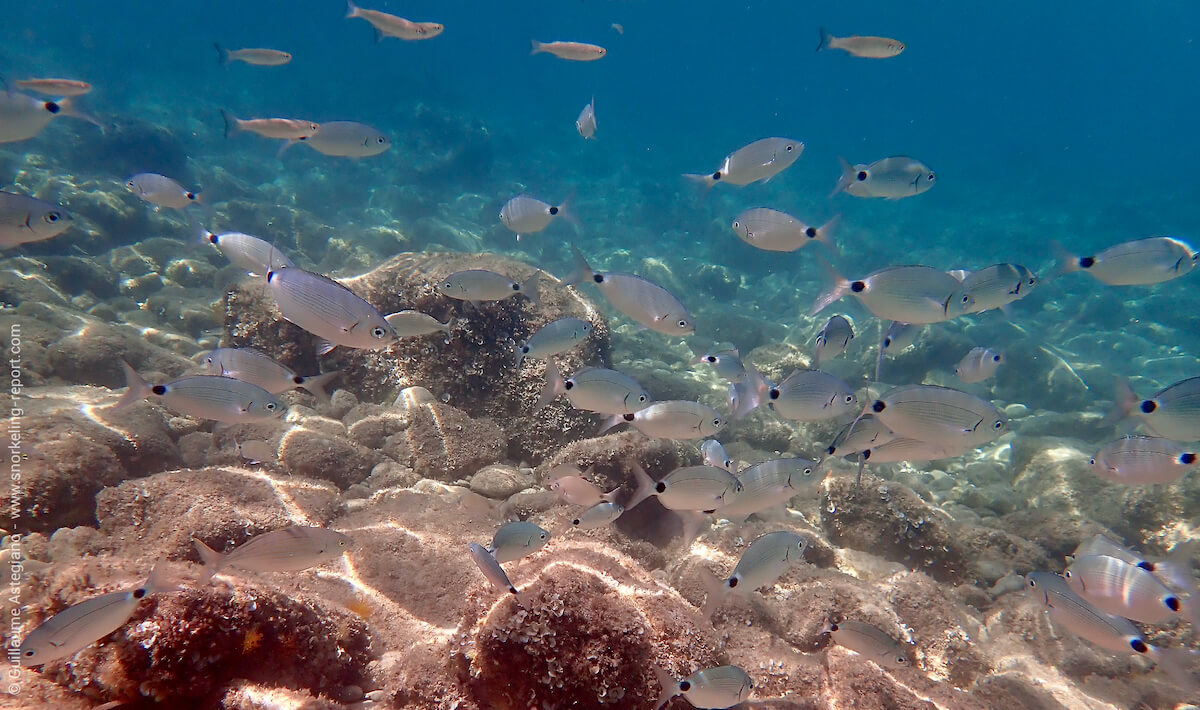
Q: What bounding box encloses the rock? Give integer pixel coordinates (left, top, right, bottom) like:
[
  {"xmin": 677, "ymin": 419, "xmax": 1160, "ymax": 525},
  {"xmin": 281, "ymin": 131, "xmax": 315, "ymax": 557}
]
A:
[
  {"xmin": 384, "ymin": 399, "xmax": 505, "ymax": 481},
  {"xmin": 278, "ymin": 429, "xmax": 379, "ymax": 489},
  {"xmin": 469, "ymin": 464, "xmax": 533, "ymax": 499},
  {"xmin": 44, "ymin": 319, "xmax": 194, "ymax": 388}
]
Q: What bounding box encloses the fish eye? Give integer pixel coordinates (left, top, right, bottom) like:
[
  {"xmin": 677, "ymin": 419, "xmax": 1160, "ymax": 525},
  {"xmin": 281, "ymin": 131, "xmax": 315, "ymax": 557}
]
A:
[
  {"xmin": 265, "ymin": 402, "xmax": 277, "ymax": 411},
  {"xmin": 23, "ymin": 649, "xmax": 34, "ymax": 657},
  {"xmin": 638, "ymin": 395, "xmax": 647, "ymax": 402},
  {"xmin": 897, "ymin": 656, "xmax": 908, "ymax": 664},
  {"xmin": 338, "ymin": 539, "xmax": 347, "ymax": 547},
  {"xmin": 677, "ymin": 319, "xmax": 688, "ymax": 328},
  {"xmin": 786, "ymin": 145, "xmax": 794, "ymax": 152},
  {"xmin": 1028, "ymin": 579, "xmax": 1037, "ymax": 588},
  {"xmin": 993, "ymin": 420, "xmax": 1004, "ymax": 430},
  {"xmin": 125, "ymin": 180, "xmax": 135, "ymax": 188},
  {"xmin": 803, "ymin": 467, "xmax": 813, "ymax": 475},
  {"xmin": 712, "ymin": 418, "xmax": 722, "ymax": 427},
  {"xmin": 992, "ymin": 355, "xmax": 1001, "ymax": 362},
  {"xmin": 372, "ymin": 327, "xmax": 386, "ymax": 337},
  {"xmin": 1062, "ymin": 570, "xmax": 1073, "ymax": 579},
  {"xmin": 377, "ymin": 137, "xmax": 386, "ymax": 143},
  {"xmin": 856, "ymin": 171, "xmax": 868, "ymax": 181},
  {"xmin": 45, "ymin": 212, "xmax": 60, "ymax": 223},
  {"xmin": 539, "ymin": 532, "xmax": 548, "ymax": 540},
  {"xmin": 927, "ymin": 173, "xmax": 936, "ymax": 181},
  {"xmin": 844, "ymin": 395, "xmax": 854, "ymax": 403},
  {"xmin": 732, "ymin": 221, "xmax": 740, "ymax": 229},
  {"xmin": 1088, "ymin": 458, "xmax": 1096, "ymax": 465}
]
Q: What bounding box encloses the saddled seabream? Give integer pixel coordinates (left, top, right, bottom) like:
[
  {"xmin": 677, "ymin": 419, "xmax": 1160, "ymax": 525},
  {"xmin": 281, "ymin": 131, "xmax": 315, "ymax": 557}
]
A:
[
  {"xmin": 700, "ymin": 440, "xmax": 732, "ymax": 471},
  {"xmin": 685, "ymin": 137, "xmax": 803, "ymax": 189},
  {"xmin": 603, "ymin": 400, "xmax": 723, "ymax": 439},
  {"xmin": 345, "ymin": 0, "xmax": 443, "ymax": 41},
  {"xmin": 728, "ymin": 364, "xmax": 771, "ymax": 420},
  {"xmin": 1088, "ymin": 435, "xmax": 1199, "ymax": 485},
  {"xmin": 194, "ymin": 526, "xmax": 351, "ymax": 580},
  {"xmin": 945, "ymin": 263, "xmax": 1038, "ymax": 317},
  {"xmin": 530, "ymin": 40, "xmax": 607, "ymax": 61},
  {"xmin": 828, "ymin": 414, "xmax": 896, "ymax": 489},
  {"xmin": 814, "ymin": 315, "xmax": 854, "ymax": 366},
  {"xmin": 822, "ymin": 619, "xmax": 913, "ymax": 669},
  {"xmin": 267, "ymin": 267, "xmax": 397, "ymax": 354},
  {"xmin": 811, "ymin": 263, "xmax": 964, "ymax": 324},
  {"xmin": 126, "ymin": 172, "xmax": 202, "ymax": 210},
  {"xmin": 19, "ymin": 563, "xmax": 174, "ymax": 667},
  {"xmin": 536, "ymin": 362, "xmax": 649, "ymax": 415},
  {"xmin": 696, "ymin": 348, "xmax": 745, "ymax": 382},
  {"xmin": 716, "ymin": 457, "xmax": 822, "ymax": 521},
  {"xmin": 221, "ymin": 110, "xmax": 319, "ymax": 140},
  {"xmin": 113, "ymin": 362, "xmax": 284, "ymax": 423},
  {"xmin": 870, "ymin": 384, "xmax": 1008, "ymax": 448},
  {"xmin": 731, "ymin": 208, "xmax": 836, "ymax": 253},
  {"xmin": 700, "ymin": 531, "xmax": 808, "ymax": 617},
  {"xmin": 832, "ymin": 156, "xmax": 935, "ymax": 199},
  {"xmin": 0, "ymin": 91, "xmax": 99, "ymax": 143},
  {"xmin": 956, "ymin": 347, "xmax": 1004, "ymax": 384},
  {"xmin": 768, "ymin": 369, "xmax": 857, "ymax": 422},
  {"xmin": 517, "ymin": 317, "xmax": 592, "ymax": 366},
  {"xmin": 438, "ymin": 269, "xmax": 540, "ymax": 306},
  {"xmin": 237, "ymin": 438, "xmax": 278, "ymax": 464},
  {"xmin": 499, "ymin": 194, "xmax": 572, "ymax": 239},
  {"xmin": 1063, "ymin": 554, "xmax": 1199, "ymax": 626},
  {"xmin": 860, "ymin": 437, "xmax": 975, "ymax": 464},
  {"xmin": 488, "ymin": 521, "xmax": 550, "ymax": 564},
  {"xmin": 653, "ymin": 665, "xmax": 752, "ymax": 710},
  {"xmin": 567, "ymin": 246, "xmax": 693, "ymax": 336},
  {"xmin": 1071, "ymin": 534, "xmax": 1199, "ymax": 595},
  {"xmin": 1109, "ymin": 376, "xmax": 1200, "ymax": 441},
  {"xmin": 467, "ymin": 542, "xmax": 524, "ymax": 603},
  {"xmin": 817, "ymin": 28, "xmax": 905, "ymax": 58},
  {"xmin": 198, "ymin": 347, "xmax": 340, "ymax": 401},
  {"xmin": 570, "ymin": 501, "xmax": 623, "ymax": 530},
  {"xmin": 874, "ymin": 320, "xmax": 922, "ymax": 380},
  {"xmin": 1056, "ymin": 237, "xmax": 1198, "ymax": 286},
  {"xmin": 198, "ymin": 227, "xmax": 293, "ymax": 276},
  {"xmin": 630, "ymin": 462, "xmax": 742, "ymax": 511},
  {"xmin": 286, "ymin": 121, "xmax": 390, "ymax": 158},
  {"xmin": 385, "ymin": 310, "xmax": 452, "ymax": 338},
  {"xmin": 0, "ymin": 191, "xmax": 73, "ymax": 247},
  {"xmin": 548, "ymin": 466, "xmax": 620, "ymax": 506},
  {"xmin": 576, "ymin": 97, "xmax": 596, "ymax": 140}
]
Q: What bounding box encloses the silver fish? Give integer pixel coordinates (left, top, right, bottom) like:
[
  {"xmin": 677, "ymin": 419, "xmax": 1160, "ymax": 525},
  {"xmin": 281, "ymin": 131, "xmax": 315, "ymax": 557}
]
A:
[
  {"xmin": 696, "ymin": 348, "xmax": 745, "ymax": 382},
  {"xmin": 530, "ymin": 40, "xmax": 607, "ymax": 61},
  {"xmin": 517, "ymin": 317, "xmax": 593, "ymax": 365},
  {"xmin": 236, "ymin": 438, "xmax": 278, "ymax": 464},
  {"xmin": 197, "ymin": 347, "xmax": 340, "ymax": 401},
  {"xmin": 439, "ymin": 269, "xmax": 540, "ymax": 306},
  {"xmin": 728, "ymin": 364, "xmax": 771, "ymax": 420},
  {"xmin": 267, "ymin": 267, "xmax": 397, "ymax": 354},
  {"xmin": 955, "ymin": 347, "xmax": 1004, "ymax": 384},
  {"xmin": 19, "ymin": 563, "xmax": 174, "ymax": 667},
  {"xmin": 700, "ymin": 440, "xmax": 732, "ymax": 471},
  {"xmin": 1071, "ymin": 535, "xmax": 1198, "ymax": 596},
  {"xmin": 467, "ymin": 542, "xmax": 523, "ymax": 602},
  {"xmin": 870, "ymin": 384, "xmax": 1008, "ymax": 448},
  {"xmin": 1063, "ymin": 554, "xmax": 1197, "ymax": 625},
  {"xmin": 536, "ymin": 362, "xmax": 649, "ymax": 415},
  {"xmin": 945, "ymin": 263, "xmax": 1038, "ymax": 317},
  {"xmin": 828, "ymin": 414, "xmax": 896, "ymax": 457},
  {"xmin": 385, "ymin": 310, "xmax": 452, "ymax": 338},
  {"xmin": 715, "ymin": 457, "xmax": 821, "ymax": 521},
  {"xmin": 194, "ymin": 526, "xmax": 351, "ymax": 580},
  {"xmin": 0, "ymin": 91, "xmax": 99, "ymax": 143},
  {"xmin": 823, "ymin": 620, "xmax": 913, "ymax": 669},
  {"xmin": 1089, "ymin": 436, "xmax": 1199, "ymax": 485},
  {"xmin": 576, "ymin": 97, "xmax": 596, "ymax": 140},
  {"xmin": 571, "ymin": 501, "xmax": 624, "ymax": 530},
  {"xmin": 685, "ymin": 137, "xmax": 804, "ymax": 188},
  {"xmin": 811, "ymin": 264, "xmax": 963, "ymax": 324},
  {"xmin": 814, "ymin": 315, "xmax": 854, "ymax": 366},
  {"xmin": 653, "ymin": 665, "xmax": 752, "ymax": 710},
  {"xmin": 199, "ymin": 228, "xmax": 294, "ymax": 276},
  {"xmin": 288, "ymin": 121, "xmax": 390, "ymax": 158},
  {"xmin": 1110, "ymin": 376, "xmax": 1200, "ymax": 441},
  {"xmin": 489, "ymin": 522, "xmax": 550, "ymax": 564},
  {"xmin": 126, "ymin": 172, "xmax": 201, "ymax": 210},
  {"xmin": 221, "ymin": 110, "xmax": 319, "ymax": 140},
  {"xmin": 630, "ymin": 462, "xmax": 742, "ymax": 511},
  {"xmin": 860, "ymin": 437, "xmax": 975, "ymax": 464},
  {"xmin": 14, "ymin": 78, "xmax": 92, "ymax": 96},
  {"xmin": 874, "ymin": 320, "xmax": 923, "ymax": 381},
  {"xmin": 113, "ymin": 362, "xmax": 284, "ymax": 423},
  {"xmin": 548, "ymin": 469, "xmax": 620, "ymax": 506},
  {"xmin": 0, "ymin": 191, "xmax": 73, "ymax": 247},
  {"xmin": 605, "ymin": 400, "xmax": 723, "ymax": 439},
  {"xmin": 345, "ymin": 1, "xmax": 443, "ymax": 41},
  {"xmin": 768, "ymin": 369, "xmax": 857, "ymax": 422},
  {"xmin": 817, "ymin": 28, "xmax": 905, "ymax": 58},
  {"xmin": 700, "ymin": 531, "xmax": 807, "ymax": 617},
  {"xmin": 1057, "ymin": 237, "xmax": 1198, "ymax": 286},
  {"xmin": 832, "ymin": 156, "xmax": 935, "ymax": 199},
  {"xmin": 568, "ymin": 247, "xmax": 693, "ymax": 336},
  {"xmin": 731, "ymin": 208, "xmax": 837, "ymax": 253},
  {"xmin": 215, "ymin": 44, "xmax": 292, "ymax": 66},
  {"xmin": 499, "ymin": 195, "xmax": 569, "ymax": 238}
]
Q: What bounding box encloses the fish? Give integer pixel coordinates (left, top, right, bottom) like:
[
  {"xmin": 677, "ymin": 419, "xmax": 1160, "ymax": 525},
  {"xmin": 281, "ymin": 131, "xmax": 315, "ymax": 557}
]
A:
[
  {"xmin": 567, "ymin": 247, "xmax": 693, "ymax": 336},
  {"xmin": 1109, "ymin": 376, "xmax": 1200, "ymax": 441},
  {"xmin": 0, "ymin": 91, "xmax": 100, "ymax": 143},
  {"xmin": 696, "ymin": 348, "xmax": 745, "ymax": 382},
  {"xmin": 715, "ymin": 457, "xmax": 822, "ymax": 520},
  {"xmin": 814, "ymin": 315, "xmax": 854, "ymax": 367},
  {"xmin": 699, "ymin": 531, "xmax": 808, "ymax": 617},
  {"xmin": 517, "ymin": 317, "xmax": 593, "ymax": 366},
  {"xmin": 530, "ymin": 40, "xmax": 607, "ymax": 61},
  {"xmin": 14, "ymin": 78, "xmax": 92, "ymax": 96},
  {"xmin": 467, "ymin": 542, "xmax": 523, "ymax": 603},
  {"xmin": 220, "ymin": 110, "xmax": 319, "ymax": 140},
  {"xmin": 944, "ymin": 263, "xmax": 1039, "ymax": 317},
  {"xmin": 536, "ymin": 362, "xmax": 650, "ymax": 415},
  {"xmin": 731, "ymin": 209, "xmax": 837, "ymax": 253},
  {"xmin": 1071, "ymin": 535, "xmax": 1199, "ymax": 595},
  {"xmin": 193, "ymin": 526, "xmax": 352, "ymax": 580},
  {"xmin": 653, "ymin": 665, "xmax": 753, "ymax": 710},
  {"xmin": 630, "ymin": 462, "xmax": 742, "ymax": 511},
  {"xmin": 286, "ymin": 121, "xmax": 390, "ymax": 158},
  {"xmin": 18, "ymin": 562, "xmax": 175, "ymax": 667},
  {"xmin": 870, "ymin": 384, "xmax": 1008, "ymax": 448},
  {"xmin": 727, "ymin": 364, "xmax": 771, "ymax": 420},
  {"xmin": 860, "ymin": 437, "xmax": 975, "ymax": 464},
  {"xmin": 125, "ymin": 173, "xmax": 202, "ymax": 210},
  {"xmin": 832, "ymin": 156, "xmax": 935, "ymax": 199},
  {"xmin": 571, "ymin": 501, "xmax": 624, "ymax": 530},
  {"xmin": 828, "ymin": 414, "xmax": 896, "ymax": 488},
  {"xmin": 611, "ymin": 23, "xmax": 625, "ymax": 35},
  {"xmin": 685, "ymin": 137, "xmax": 804, "ymax": 189},
  {"xmin": 488, "ymin": 522, "xmax": 550, "ymax": 564},
  {"xmin": 816, "ymin": 28, "xmax": 905, "ymax": 58},
  {"xmin": 956, "ymin": 347, "xmax": 1004, "ymax": 384},
  {"xmin": 548, "ymin": 468, "xmax": 620, "ymax": 506},
  {"xmin": 1088, "ymin": 436, "xmax": 1199, "ymax": 485},
  {"xmin": 499, "ymin": 195, "xmax": 571, "ymax": 239},
  {"xmin": 438, "ymin": 269, "xmax": 540, "ymax": 306},
  {"xmin": 576, "ymin": 97, "xmax": 596, "ymax": 140},
  {"xmin": 197, "ymin": 347, "xmax": 340, "ymax": 401},
  {"xmin": 214, "ymin": 44, "xmax": 292, "ymax": 66},
  {"xmin": 345, "ymin": 0, "xmax": 443, "ymax": 41},
  {"xmin": 198, "ymin": 227, "xmax": 294, "ymax": 276},
  {"xmin": 266, "ymin": 267, "xmax": 397, "ymax": 354},
  {"xmin": 874, "ymin": 320, "xmax": 922, "ymax": 381},
  {"xmin": 236, "ymin": 439, "xmax": 278, "ymax": 464},
  {"xmin": 0, "ymin": 191, "xmax": 73, "ymax": 248},
  {"xmin": 385, "ymin": 310, "xmax": 452, "ymax": 338},
  {"xmin": 811, "ymin": 263, "xmax": 964, "ymax": 324},
  {"xmin": 700, "ymin": 440, "xmax": 732, "ymax": 471},
  {"xmin": 822, "ymin": 619, "xmax": 913, "ymax": 669},
  {"xmin": 1063, "ymin": 554, "xmax": 1198, "ymax": 625},
  {"xmin": 603, "ymin": 400, "xmax": 723, "ymax": 439},
  {"xmin": 1055, "ymin": 236, "xmax": 1198, "ymax": 286},
  {"xmin": 113, "ymin": 362, "xmax": 284, "ymax": 424},
  {"xmin": 768, "ymin": 369, "xmax": 858, "ymax": 422}
]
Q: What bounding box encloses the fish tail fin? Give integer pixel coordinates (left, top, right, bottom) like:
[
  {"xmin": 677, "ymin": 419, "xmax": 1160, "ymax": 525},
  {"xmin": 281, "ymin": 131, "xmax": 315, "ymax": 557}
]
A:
[
  {"xmin": 345, "ymin": 0, "xmax": 359, "ymax": 18},
  {"xmin": 519, "ymin": 271, "xmax": 542, "ymax": 308},
  {"xmin": 530, "ymin": 39, "xmax": 544, "ymax": 55},
  {"xmin": 1152, "ymin": 540, "xmax": 1200, "ymax": 594},
  {"xmin": 626, "ymin": 461, "xmax": 656, "ymax": 510},
  {"xmin": 214, "ymin": 42, "xmax": 230, "ymax": 66},
  {"xmin": 299, "ymin": 370, "xmax": 340, "ymax": 403},
  {"xmin": 555, "ymin": 189, "xmax": 581, "ymax": 229},
  {"xmin": 1149, "ymin": 647, "xmax": 1199, "ymax": 694},
  {"xmin": 817, "ymin": 27, "xmax": 832, "ymax": 52},
  {"xmin": 185, "ymin": 211, "xmax": 214, "ymax": 249},
  {"xmin": 698, "ymin": 566, "xmax": 728, "ymax": 618},
  {"xmin": 192, "ymin": 537, "xmax": 224, "ymax": 582},
  {"xmin": 815, "ymin": 214, "xmax": 840, "ymax": 254},
  {"xmin": 652, "ymin": 665, "xmax": 678, "ymax": 710},
  {"xmin": 677, "ymin": 510, "xmax": 710, "ymax": 548},
  {"xmin": 563, "ymin": 245, "xmax": 595, "ymax": 287},
  {"xmin": 809, "ymin": 257, "xmax": 851, "ymax": 316},
  {"xmin": 1102, "ymin": 378, "xmax": 1137, "ymax": 427},
  {"xmin": 144, "ymin": 558, "xmax": 180, "ymax": 595},
  {"xmin": 1049, "ymin": 239, "xmax": 1082, "ymax": 279},
  {"xmin": 596, "ymin": 413, "xmax": 628, "ymax": 436},
  {"xmin": 112, "ymin": 361, "xmax": 151, "ymax": 410},
  {"xmin": 830, "ymin": 156, "xmax": 856, "ymax": 197},
  {"xmin": 682, "ymin": 172, "xmax": 717, "ymax": 190},
  {"xmin": 220, "ymin": 108, "xmax": 239, "ymax": 139},
  {"xmin": 276, "ymin": 139, "xmax": 298, "ymax": 158},
  {"xmin": 54, "ymin": 96, "xmax": 102, "ymax": 129},
  {"xmin": 534, "ymin": 361, "xmax": 566, "ymax": 412},
  {"xmin": 600, "ymin": 487, "xmax": 621, "ymax": 504}
]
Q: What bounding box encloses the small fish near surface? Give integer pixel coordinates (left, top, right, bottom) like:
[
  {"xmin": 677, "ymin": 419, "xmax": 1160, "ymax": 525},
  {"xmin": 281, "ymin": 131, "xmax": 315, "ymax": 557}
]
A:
[
  {"xmin": 767, "ymin": 369, "xmax": 858, "ymax": 422},
  {"xmin": 113, "ymin": 361, "xmax": 285, "ymax": 424},
  {"xmin": 0, "ymin": 191, "xmax": 73, "ymax": 248},
  {"xmin": 531, "ymin": 40, "xmax": 607, "ymax": 61},
  {"xmin": 699, "ymin": 531, "xmax": 808, "ymax": 617},
  {"xmin": 126, "ymin": 172, "xmax": 202, "ymax": 210},
  {"xmin": 0, "ymin": 90, "xmax": 100, "ymax": 143},
  {"xmin": 1063, "ymin": 554, "xmax": 1199, "ymax": 626},
  {"xmin": 696, "ymin": 348, "xmax": 745, "ymax": 382},
  {"xmin": 194, "ymin": 526, "xmax": 352, "ymax": 581},
  {"xmin": 832, "ymin": 156, "xmax": 935, "ymax": 199},
  {"xmin": 576, "ymin": 97, "xmax": 597, "ymax": 140},
  {"xmin": 197, "ymin": 347, "xmax": 340, "ymax": 401},
  {"xmin": 385, "ymin": 310, "xmax": 453, "ymax": 339},
  {"xmin": 197, "ymin": 226, "xmax": 294, "ymax": 276},
  {"xmin": 214, "ymin": 44, "xmax": 292, "ymax": 66},
  {"xmin": 266, "ymin": 266, "xmax": 398, "ymax": 354},
  {"xmin": 221, "ymin": 110, "xmax": 319, "ymax": 140},
  {"xmin": 567, "ymin": 246, "xmax": 694, "ymax": 336},
  {"xmin": 685, "ymin": 137, "xmax": 804, "ymax": 189},
  {"xmin": 602, "ymin": 400, "xmax": 723, "ymax": 439},
  {"xmin": 714, "ymin": 457, "xmax": 822, "ymax": 521},
  {"xmin": 536, "ymin": 362, "xmax": 650, "ymax": 415},
  {"xmin": 817, "ymin": 28, "xmax": 905, "ymax": 58},
  {"xmin": 548, "ymin": 466, "xmax": 621, "ymax": 506},
  {"xmin": 345, "ymin": 0, "xmax": 443, "ymax": 41},
  {"xmin": 870, "ymin": 384, "xmax": 1008, "ymax": 448},
  {"xmin": 283, "ymin": 121, "xmax": 391, "ymax": 158},
  {"xmin": 814, "ymin": 315, "xmax": 854, "ymax": 367},
  {"xmin": 731, "ymin": 208, "xmax": 837, "ymax": 253},
  {"xmin": 14, "ymin": 78, "xmax": 92, "ymax": 96},
  {"xmin": 653, "ymin": 664, "xmax": 753, "ymax": 710},
  {"xmin": 499, "ymin": 195, "xmax": 573, "ymax": 240},
  {"xmin": 467, "ymin": 542, "xmax": 524, "ymax": 604},
  {"xmin": 1054, "ymin": 236, "xmax": 1198, "ymax": 286},
  {"xmin": 945, "ymin": 263, "xmax": 1038, "ymax": 317},
  {"xmin": 629, "ymin": 462, "xmax": 742, "ymax": 511},
  {"xmin": 700, "ymin": 439, "xmax": 732, "ymax": 471},
  {"xmin": 1088, "ymin": 435, "xmax": 1200, "ymax": 485},
  {"xmin": 571, "ymin": 501, "xmax": 624, "ymax": 530},
  {"xmin": 1108, "ymin": 376, "xmax": 1200, "ymax": 442},
  {"xmin": 811, "ymin": 263, "xmax": 963, "ymax": 325},
  {"xmin": 822, "ymin": 619, "xmax": 914, "ymax": 669},
  {"xmin": 488, "ymin": 521, "xmax": 551, "ymax": 564},
  {"xmin": 439, "ymin": 269, "xmax": 541, "ymax": 306},
  {"xmin": 517, "ymin": 317, "xmax": 593, "ymax": 366},
  {"xmin": 956, "ymin": 346, "xmax": 1004, "ymax": 384}
]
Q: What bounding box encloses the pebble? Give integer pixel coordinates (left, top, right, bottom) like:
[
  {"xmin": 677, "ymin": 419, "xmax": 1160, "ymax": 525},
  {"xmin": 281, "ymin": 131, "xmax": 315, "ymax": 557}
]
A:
[{"xmin": 469, "ymin": 464, "xmax": 534, "ymax": 499}]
